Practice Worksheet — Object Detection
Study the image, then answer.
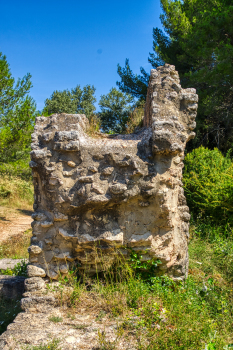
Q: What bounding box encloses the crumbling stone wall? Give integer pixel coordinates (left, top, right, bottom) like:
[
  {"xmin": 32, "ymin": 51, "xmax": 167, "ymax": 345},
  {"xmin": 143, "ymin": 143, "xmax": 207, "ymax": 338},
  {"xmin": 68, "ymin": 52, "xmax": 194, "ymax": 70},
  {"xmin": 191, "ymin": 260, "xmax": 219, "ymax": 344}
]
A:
[{"xmin": 28, "ymin": 64, "xmax": 198, "ymax": 282}]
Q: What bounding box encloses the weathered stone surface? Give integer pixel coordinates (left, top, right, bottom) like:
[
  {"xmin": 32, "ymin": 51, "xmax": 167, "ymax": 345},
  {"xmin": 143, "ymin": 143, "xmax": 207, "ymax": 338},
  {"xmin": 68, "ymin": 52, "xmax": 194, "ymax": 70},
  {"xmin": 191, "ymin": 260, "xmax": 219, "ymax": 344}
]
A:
[
  {"xmin": 0, "ymin": 305, "xmax": 136, "ymax": 349},
  {"xmin": 27, "ymin": 265, "xmax": 46, "ymax": 278},
  {"xmin": 28, "ymin": 65, "xmax": 197, "ymax": 281},
  {"xmin": 28, "ymin": 245, "xmax": 42, "ymax": 255},
  {"xmin": 0, "ymin": 259, "xmax": 28, "ymax": 271},
  {"xmin": 24, "ymin": 277, "xmax": 46, "ymax": 292}
]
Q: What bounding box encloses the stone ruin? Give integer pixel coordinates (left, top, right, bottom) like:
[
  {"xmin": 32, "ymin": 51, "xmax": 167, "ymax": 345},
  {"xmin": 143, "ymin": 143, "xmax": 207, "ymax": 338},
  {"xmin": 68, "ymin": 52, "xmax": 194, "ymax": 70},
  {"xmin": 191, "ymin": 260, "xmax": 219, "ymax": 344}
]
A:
[{"xmin": 27, "ymin": 64, "xmax": 198, "ymax": 282}]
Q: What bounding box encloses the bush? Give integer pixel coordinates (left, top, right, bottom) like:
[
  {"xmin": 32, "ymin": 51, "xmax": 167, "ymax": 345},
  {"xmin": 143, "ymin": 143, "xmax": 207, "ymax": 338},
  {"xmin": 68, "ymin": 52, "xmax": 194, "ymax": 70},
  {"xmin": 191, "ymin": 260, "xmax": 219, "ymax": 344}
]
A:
[
  {"xmin": 0, "ymin": 157, "xmax": 31, "ymax": 181},
  {"xmin": 0, "ymin": 260, "xmax": 28, "ymax": 277},
  {"xmin": 183, "ymin": 147, "xmax": 233, "ymax": 224}
]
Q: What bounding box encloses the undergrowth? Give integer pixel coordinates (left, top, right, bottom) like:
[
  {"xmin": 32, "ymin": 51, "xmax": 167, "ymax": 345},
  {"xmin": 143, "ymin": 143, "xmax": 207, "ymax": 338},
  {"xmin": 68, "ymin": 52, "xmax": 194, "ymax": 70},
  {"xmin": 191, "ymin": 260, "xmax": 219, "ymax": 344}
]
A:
[
  {"xmin": 0, "ymin": 260, "xmax": 28, "ymax": 276},
  {"xmin": 0, "ymin": 221, "xmax": 233, "ymax": 349},
  {"xmin": 183, "ymin": 147, "xmax": 233, "ymax": 225},
  {"xmin": 0, "ymin": 176, "xmax": 33, "ymax": 208},
  {"xmin": 45, "ymin": 221, "xmax": 233, "ymax": 350},
  {"xmin": 0, "ymin": 157, "xmax": 31, "ymax": 181},
  {"xmin": 0, "ymin": 229, "xmax": 31, "ymax": 259}
]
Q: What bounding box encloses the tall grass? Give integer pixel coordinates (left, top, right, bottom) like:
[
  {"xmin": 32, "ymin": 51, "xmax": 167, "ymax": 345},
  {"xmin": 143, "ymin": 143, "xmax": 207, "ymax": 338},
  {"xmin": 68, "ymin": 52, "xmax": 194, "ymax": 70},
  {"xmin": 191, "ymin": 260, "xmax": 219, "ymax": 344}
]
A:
[
  {"xmin": 0, "ymin": 229, "xmax": 31, "ymax": 259},
  {"xmin": 49, "ymin": 225, "xmax": 233, "ymax": 350},
  {"xmin": 0, "ymin": 175, "xmax": 33, "ymax": 209}
]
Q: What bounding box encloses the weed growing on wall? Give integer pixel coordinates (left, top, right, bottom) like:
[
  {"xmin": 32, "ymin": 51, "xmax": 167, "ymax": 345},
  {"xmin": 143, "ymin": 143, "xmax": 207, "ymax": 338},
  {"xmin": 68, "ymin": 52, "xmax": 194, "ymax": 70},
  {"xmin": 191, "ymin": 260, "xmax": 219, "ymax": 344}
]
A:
[{"xmin": 24, "ymin": 339, "xmax": 61, "ymax": 350}]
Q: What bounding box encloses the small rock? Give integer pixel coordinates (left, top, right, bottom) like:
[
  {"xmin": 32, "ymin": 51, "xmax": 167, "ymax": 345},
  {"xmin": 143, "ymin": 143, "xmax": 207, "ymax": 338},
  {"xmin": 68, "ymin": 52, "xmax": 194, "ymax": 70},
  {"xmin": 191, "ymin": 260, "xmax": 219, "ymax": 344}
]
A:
[
  {"xmin": 66, "ymin": 336, "xmax": 80, "ymax": 344},
  {"xmin": 41, "ymin": 221, "xmax": 53, "ymax": 228},
  {"xmin": 101, "ymin": 167, "xmax": 114, "ymax": 175},
  {"xmin": 27, "ymin": 265, "xmax": 46, "ymax": 278},
  {"xmin": 78, "ymin": 176, "xmax": 93, "ymax": 183},
  {"xmin": 24, "ymin": 277, "xmax": 46, "ymax": 292},
  {"xmin": 88, "ymin": 166, "xmax": 98, "ymax": 173},
  {"xmin": 67, "ymin": 161, "xmax": 76, "ymax": 167},
  {"xmin": 49, "ymin": 178, "xmax": 58, "ymax": 185},
  {"xmin": 109, "ymin": 183, "xmax": 127, "ymax": 194},
  {"xmin": 28, "ymin": 245, "xmax": 42, "ymax": 255},
  {"xmin": 54, "ymin": 212, "xmax": 68, "ymax": 221}
]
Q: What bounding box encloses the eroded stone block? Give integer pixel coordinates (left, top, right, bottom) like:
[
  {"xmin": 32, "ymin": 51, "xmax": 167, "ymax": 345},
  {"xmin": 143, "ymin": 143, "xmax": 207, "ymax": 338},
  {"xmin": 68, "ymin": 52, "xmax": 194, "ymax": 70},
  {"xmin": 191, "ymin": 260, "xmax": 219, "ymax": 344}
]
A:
[{"xmin": 28, "ymin": 65, "xmax": 197, "ymax": 281}]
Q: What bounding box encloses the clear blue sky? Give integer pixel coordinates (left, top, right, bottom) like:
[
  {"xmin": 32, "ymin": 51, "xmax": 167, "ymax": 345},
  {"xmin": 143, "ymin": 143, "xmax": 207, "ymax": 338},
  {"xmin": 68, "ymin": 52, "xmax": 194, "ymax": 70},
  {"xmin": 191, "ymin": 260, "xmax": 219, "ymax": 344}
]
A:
[{"xmin": 0, "ymin": 0, "xmax": 163, "ymax": 111}]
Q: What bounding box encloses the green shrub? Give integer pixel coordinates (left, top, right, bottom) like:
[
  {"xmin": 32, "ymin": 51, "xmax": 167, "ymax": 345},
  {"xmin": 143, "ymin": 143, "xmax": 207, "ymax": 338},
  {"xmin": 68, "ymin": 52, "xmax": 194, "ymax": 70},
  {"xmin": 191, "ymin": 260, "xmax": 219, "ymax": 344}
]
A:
[
  {"xmin": 0, "ymin": 157, "xmax": 31, "ymax": 181},
  {"xmin": 0, "ymin": 260, "xmax": 28, "ymax": 277},
  {"xmin": 183, "ymin": 147, "xmax": 233, "ymax": 223}
]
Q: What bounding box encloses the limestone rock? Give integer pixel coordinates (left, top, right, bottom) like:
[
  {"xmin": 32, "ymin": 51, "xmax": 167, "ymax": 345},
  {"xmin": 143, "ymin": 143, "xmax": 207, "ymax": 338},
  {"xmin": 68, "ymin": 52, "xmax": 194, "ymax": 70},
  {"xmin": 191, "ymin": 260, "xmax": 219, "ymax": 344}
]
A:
[
  {"xmin": 27, "ymin": 265, "xmax": 46, "ymax": 278},
  {"xmin": 24, "ymin": 277, "xmax": 46, "ymax": 292},
  {"xmin": 28, "ymin": 245, "xmax": 42, "ymax": 255},
  {"xmin": 29, "ymin": 65, "xmax": 197, "ymax": 281}
]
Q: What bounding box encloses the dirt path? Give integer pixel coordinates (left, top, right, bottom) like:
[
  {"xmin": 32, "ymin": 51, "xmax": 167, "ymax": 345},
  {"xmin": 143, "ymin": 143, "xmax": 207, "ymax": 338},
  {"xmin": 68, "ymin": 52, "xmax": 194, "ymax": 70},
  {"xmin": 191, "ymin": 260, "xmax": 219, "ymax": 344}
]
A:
[{"xmin": 0, "ymin": 207, "xmax": 32, "ymax": 243}]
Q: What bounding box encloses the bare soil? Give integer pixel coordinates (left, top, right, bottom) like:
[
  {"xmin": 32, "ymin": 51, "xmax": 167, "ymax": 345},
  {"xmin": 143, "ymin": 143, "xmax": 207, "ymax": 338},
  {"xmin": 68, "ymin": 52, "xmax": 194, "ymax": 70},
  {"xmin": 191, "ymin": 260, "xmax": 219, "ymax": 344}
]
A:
[{"xmin": 0, "ymin": 207, "xmax": 32, "ymax": 243}]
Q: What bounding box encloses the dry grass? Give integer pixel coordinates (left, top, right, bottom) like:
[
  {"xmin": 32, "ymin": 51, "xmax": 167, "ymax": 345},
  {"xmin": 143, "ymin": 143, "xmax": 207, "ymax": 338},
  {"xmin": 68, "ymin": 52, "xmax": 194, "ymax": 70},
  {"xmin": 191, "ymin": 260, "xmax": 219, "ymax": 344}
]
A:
[
  {"xmin": 46, "ymin": 236, "xmax": 233, "ymax": 350},
  {"xmin": 125, "ymin": 103, "xmax": 144, "ymax": 134},
  {"xmin": 0, "ymin": 175, "xmax": 33, "ymax": 210},
  {"xmin": 87, "ymin": 114, "xmax": 101, "ymax": 136},
  {"xmin": 0, "ymin": 229, "xmax": 31, "ymax": 259}
]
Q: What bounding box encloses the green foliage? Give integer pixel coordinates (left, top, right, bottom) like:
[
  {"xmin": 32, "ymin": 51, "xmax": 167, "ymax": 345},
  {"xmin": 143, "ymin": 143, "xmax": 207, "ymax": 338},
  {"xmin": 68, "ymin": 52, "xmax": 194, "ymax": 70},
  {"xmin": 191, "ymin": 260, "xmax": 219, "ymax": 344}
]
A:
[
  {"xmin": 0, "ymin": 176, "xmax": 33, "ymax": 207},
  {"xmin": 0, "ymin": 52, "xmax": 32, "ymax": 117},
  {"xmin": 48, "ymin": 316, "xmax": 63, "ymax": 323},
  {"xmin": 183, "ymin": 147, "xmax": 233, "ymax": 223},
  {"xmin": 0, "ymin": 52, "xmax": 36, "ymax": 162},
  {"xmin": 43, "ymin": 84, "xmax": 96, "ymax": 119},
  {"xmin": 116, "ymin": 59, "xmax": 149, "ymax": 101},
  {"xmin": 117, "ymin": 0, "xmax": 233, "ymax": 151},
  {"xmin": 125, "ymin": 102, "xmax": 144, "ymax": 134},
  {"xmin": 0, "ymin": 260, "xmax": 28, "ymax": 277},
  {"xmin": 0, "ymin": 228, "xmax": 32, "ymax": 259},
  {"xmin": 0, "ymin": 158, "xmax": 31, "ymax": 181},
  {"xmin": 128, "ymin": 248, "xmax": 161, "ymax": 285},
  {"xmin": 98, "ymin": 87, "xmax": 134, "ymax": 133},
  {"xmin": 25, "ymin": 339, "xmax": 60, "ymax": 350},
  {"xmin": 191, "ymin": 219, "xmax": 233, "ymax": 282}
]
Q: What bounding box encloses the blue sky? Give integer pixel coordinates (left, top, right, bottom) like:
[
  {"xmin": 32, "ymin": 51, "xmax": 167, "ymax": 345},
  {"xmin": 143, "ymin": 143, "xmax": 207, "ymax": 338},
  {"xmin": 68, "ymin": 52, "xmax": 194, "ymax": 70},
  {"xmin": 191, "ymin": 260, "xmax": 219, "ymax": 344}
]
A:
[{"xmin": 0, "ymin": 0, "xmax": 163, "ymax": 111}]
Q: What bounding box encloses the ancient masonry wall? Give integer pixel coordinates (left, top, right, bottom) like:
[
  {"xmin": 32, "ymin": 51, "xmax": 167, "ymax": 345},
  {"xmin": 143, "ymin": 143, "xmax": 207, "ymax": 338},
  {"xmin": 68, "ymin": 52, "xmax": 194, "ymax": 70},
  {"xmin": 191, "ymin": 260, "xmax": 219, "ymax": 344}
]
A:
[{"xmin": 27, "ymin": 64, "xmax": 198, "ymax": 282}]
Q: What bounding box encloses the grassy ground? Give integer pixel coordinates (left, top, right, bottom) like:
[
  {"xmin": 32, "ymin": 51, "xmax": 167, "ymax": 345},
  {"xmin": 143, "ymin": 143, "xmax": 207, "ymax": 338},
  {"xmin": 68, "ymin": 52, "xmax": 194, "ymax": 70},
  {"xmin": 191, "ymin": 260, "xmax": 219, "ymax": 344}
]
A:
[
  {"xmin": 0, "ymin": 176, "xmax": 33, "ymax": 209},
  {"xmin": 0, "ymin": 229, "xmax": 31, "ymax": 260},
  {"xmin": 0, "ymin": 229, "xmax": 30, "ymax": 335},
  {"xmin": 0, "ymin": 222, "xmax": 233, "ymax": 348},
  {"xmin": 0, "ymin": 157, "xmax": 33, "ymax": 209},
  {"xmin": 1, "ymin": 234, "xmax": 233, "ymax": 348},
  {"xmin": 42, "ymin": 232, "xmax": 233, "ymax": 350}
]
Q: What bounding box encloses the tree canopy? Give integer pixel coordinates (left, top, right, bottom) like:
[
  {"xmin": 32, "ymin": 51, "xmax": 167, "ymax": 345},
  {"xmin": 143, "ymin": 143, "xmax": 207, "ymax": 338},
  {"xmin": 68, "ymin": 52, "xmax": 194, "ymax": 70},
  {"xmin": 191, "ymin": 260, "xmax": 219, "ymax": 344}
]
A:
[
  {"xmin": 116, "ymin": 59, "xmax": 149, "ymax": 102},
  {"xmin": 0, "ymin": 52, "xmax": 36, "ymax": 162},
  {"xmin": 98, "ymin": 87, "xmax": 134, "ymax": 133},
  {"xmin": 117, "ymin": 0, "xmax": 233, "ymax": 152},
  {"xmin": 43, "ymin": 85, "xmax": 96, "ymax": 118}
]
